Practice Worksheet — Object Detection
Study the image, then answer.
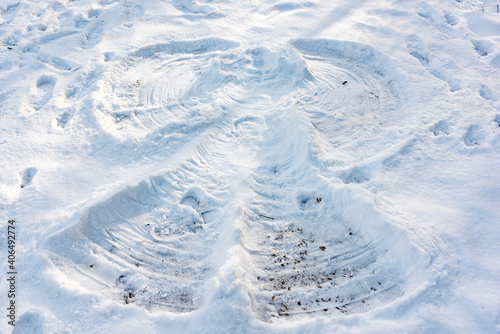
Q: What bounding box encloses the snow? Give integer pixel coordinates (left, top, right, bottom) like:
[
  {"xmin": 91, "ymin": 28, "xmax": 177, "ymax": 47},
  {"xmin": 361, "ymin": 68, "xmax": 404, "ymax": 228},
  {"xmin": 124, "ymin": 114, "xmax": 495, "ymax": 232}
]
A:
[{"xmin": 0, "ymin": 0, "xmax": 499, "ymax": 333}]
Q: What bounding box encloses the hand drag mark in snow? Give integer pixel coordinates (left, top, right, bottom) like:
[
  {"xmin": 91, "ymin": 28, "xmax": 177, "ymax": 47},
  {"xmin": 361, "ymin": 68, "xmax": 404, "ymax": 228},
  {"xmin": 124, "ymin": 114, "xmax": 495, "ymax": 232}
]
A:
[
  {"xmin": 243, "ymin": 184, "xmax": 406, "ymax": 319},
  {"xmin": 45, "ymin": 169, "xmax": 227, "ymax": 312},
  {"xmin": 94, "ymin": 38, "xmax": 238, "ymax": 138},
  {"xmin": 291, "ymin": 38, "xmax": 416, "ymax": 167}
]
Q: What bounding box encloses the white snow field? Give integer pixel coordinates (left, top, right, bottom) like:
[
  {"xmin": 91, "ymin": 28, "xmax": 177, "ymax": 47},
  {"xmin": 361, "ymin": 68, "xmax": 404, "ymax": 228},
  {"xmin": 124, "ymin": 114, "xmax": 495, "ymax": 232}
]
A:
[{"xmin": 0, "ymin": 0, "xmax": 499, "ymax": 332}]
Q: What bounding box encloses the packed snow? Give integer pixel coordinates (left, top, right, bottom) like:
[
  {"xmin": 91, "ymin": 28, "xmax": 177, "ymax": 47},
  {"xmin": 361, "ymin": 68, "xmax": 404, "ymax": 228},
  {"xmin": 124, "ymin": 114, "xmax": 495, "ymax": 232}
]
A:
[{"xmin": 0, "ymin": 0, "xmax": 499, "ymax": 333}]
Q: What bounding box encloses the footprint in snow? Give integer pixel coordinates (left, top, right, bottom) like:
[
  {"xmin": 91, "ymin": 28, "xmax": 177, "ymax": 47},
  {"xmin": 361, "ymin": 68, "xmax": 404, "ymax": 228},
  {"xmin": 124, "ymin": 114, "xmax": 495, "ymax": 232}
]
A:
[
  {"xmin": 432, "ymin": 119, "xmax": 451, "ymax": 136},
  {"xmin": 463, "ymin": 125, "xmax": 484, "ymax": 147},
  {"xmin": 12, "ymin": 312, "xmax": 43, "ymax": 334},
  {"xmin": 494, "ymin": 115, "xmax": 500, "ymax": 127},
  {"xmin": 31, "ymin": 75, "xmax": 55, "ymax": 111},
  {"xmin": 20, "ymin": 167, "xmax": 38, "ymax": 188},
  {"xmin": 406, "ymin": 34, "xmax": 462, "ymax": 92}
]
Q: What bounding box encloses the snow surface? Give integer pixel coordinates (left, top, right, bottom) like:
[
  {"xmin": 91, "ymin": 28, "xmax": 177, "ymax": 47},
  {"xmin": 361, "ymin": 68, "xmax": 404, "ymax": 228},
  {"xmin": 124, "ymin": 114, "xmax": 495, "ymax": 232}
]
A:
[{"xmin": 0, "ymin": 0, "xmax": 499, "ymax": 333}]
